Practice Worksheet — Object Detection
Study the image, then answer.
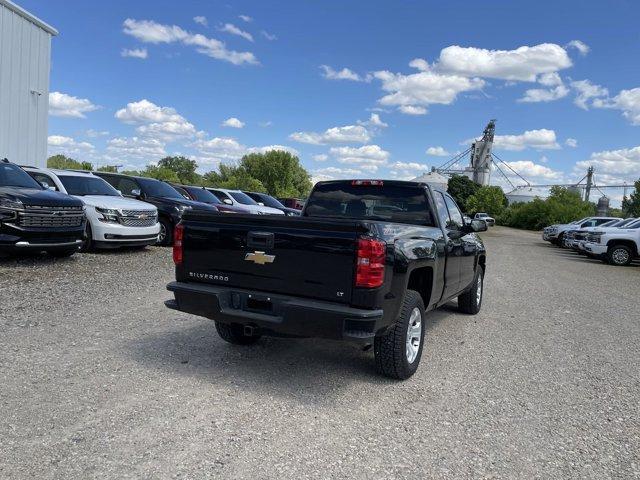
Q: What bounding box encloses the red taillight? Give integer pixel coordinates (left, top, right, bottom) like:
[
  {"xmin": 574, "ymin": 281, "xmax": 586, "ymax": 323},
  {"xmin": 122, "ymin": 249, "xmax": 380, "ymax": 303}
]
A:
[
  {"xmin": 351, "ymin": 180, "xmax": 384, "ymax": 186},
  {"xmin": 355, "ymin": 237, "xmax": 386, "ymax": 288},
  {"xmin": 173, "ymin": 224, "xmax": 184, "ymax": 265}
]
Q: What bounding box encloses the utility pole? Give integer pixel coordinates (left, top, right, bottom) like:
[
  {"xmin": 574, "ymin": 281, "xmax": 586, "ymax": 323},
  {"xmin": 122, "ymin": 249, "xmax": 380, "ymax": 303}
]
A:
[{"xmin": 584, "ymin": 166, "xmax": 594, "ymax": 202}]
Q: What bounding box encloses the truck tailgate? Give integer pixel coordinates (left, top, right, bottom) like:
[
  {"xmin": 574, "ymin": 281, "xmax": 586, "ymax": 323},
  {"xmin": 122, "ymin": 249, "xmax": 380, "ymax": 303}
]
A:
[{"xmin": 179, "ymin": 213, "xmax": 369, "ymax": 304}]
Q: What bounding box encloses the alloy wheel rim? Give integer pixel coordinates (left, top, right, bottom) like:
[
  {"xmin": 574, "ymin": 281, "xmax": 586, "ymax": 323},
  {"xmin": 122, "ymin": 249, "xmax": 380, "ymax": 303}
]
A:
[
  {"xmin": 612, "ymin": 248, "xmax": 629, "ymax": 264},
  {"xmin": 405, "ymin": 307, "xmax": 422, "ymax": 364},
  {"xmin": 476, "ymin": 273, "xmax": 483, "ymax": 304}
]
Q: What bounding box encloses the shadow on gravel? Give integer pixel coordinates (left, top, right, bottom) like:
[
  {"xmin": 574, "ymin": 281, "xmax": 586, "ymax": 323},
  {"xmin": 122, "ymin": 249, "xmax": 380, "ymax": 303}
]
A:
[{"xmin": 125, "ymin": 306, "xmax": 454, "ymax": 403}]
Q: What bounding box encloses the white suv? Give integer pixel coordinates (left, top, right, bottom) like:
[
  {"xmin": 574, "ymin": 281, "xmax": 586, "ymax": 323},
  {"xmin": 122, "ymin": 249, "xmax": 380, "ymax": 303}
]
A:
[
  {"xmin": 583, "ymin": 218, "xmax": 640, "ymax": 266},
  {"xmin": 25, "ymin": 168, "xmax": 160, "ymax": 251},
  {"xmin": 207, "ymin": 188, "xmax": 285, "ymax": 215}
]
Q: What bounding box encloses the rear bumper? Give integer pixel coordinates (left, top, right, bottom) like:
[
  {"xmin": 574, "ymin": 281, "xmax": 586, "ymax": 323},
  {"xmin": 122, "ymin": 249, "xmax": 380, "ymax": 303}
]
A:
[{"xmin": 165, "ymin": 281, "xmax": 385, "ymax": 341}]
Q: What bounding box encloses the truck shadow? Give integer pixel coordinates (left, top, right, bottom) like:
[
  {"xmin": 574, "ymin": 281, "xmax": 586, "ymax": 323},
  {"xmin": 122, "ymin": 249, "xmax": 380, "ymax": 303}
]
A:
[{"xmin": 126, "ymin": 308, "xmax": 453, "ymax": 403}]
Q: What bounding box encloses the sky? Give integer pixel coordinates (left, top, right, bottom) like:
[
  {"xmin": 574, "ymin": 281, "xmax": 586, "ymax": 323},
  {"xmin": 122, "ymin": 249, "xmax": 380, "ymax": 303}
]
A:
[{"xmin": 22, "ymin": 0, "xmax": 640, "ymax": 204}]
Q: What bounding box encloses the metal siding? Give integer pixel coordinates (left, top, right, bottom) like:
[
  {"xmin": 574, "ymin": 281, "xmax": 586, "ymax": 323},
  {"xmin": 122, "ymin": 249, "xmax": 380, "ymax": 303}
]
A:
[{"xmin": 0, "ymin": 2, "xmax": 52, "ymax": 168}]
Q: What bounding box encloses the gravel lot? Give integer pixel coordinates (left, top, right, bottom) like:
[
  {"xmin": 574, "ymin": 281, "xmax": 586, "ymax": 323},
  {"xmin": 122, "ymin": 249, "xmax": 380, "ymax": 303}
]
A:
[{"xmin": 1, "ymin": 227, "xmax": 638, "ymax": 479}]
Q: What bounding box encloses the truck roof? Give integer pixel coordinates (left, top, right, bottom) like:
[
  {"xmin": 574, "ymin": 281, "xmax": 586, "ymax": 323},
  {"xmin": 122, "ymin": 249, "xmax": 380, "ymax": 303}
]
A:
[{"xmin": 315, "ymin": 179, "xmax": 444, "ymax": 192}]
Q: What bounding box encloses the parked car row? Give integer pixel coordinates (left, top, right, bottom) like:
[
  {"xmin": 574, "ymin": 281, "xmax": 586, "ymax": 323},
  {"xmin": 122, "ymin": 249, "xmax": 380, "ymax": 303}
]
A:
[
  {"xmin": 0, "ymin": 159, "xmax": 301, "ymax": 257},
  {"xmin": 543, "ymin": 216, "xmax": 640, "ymax": 266}
]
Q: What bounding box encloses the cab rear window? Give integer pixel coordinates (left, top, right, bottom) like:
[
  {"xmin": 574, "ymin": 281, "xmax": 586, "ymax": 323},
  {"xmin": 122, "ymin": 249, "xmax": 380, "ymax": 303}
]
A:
[{"xmin": 304, "ymin": 182, "xmax": 434, "ymax": 226}]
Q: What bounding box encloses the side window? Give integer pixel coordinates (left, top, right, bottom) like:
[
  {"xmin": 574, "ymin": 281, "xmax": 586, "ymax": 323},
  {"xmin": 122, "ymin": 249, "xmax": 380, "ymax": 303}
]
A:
[
  {"xmin": 433, "ymin": 192, "xmax": 451, "ymax": 228},
  {"xmin": 212, "ymin": 190, "xmax": 230, "ymax": 202},
  {"xmin": 594, "ymin": 218, "xmax": 612, "ymax": 226},
  {"xmin": 31, "ymin": 173, "xmax": 58, "ymax": 191},
  {"xmin": 444, "ymin": 195, "xmax": 464, "ymax": 229},
  {"xmin": 117, "ymin": 178, "xmax": 139, "ymax": 196},
  {"xmin": 581, "ymin": 220, "xmax": 596, "ymax": 228}
]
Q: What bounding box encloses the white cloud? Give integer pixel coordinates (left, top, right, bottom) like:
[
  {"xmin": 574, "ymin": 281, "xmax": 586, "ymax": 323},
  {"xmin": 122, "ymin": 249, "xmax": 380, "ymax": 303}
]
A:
[
  {"xmin": 122, "ymin": 18, "xmax": 258, "ymax": 65},
  {"xmin": 593, "ymin": 87, "xmax": 640, "ymax": 125},
  {"xmin": 219, "ymin": 23, "xmax": 253, "ymax": 42},
  {"xmin": 106, "ymin": 136, "xmax": 166, "ymax": 160},
  {"xmin": 261, "ymin": 30, "xmax": 277, "ymax": 41},
  {"xmin": 538, "ymin": 72, "xmax": 563, "ymax": 87},
  {"xmin": 358, "ymin": 113, "xmax": 388, "ymax": 128},
  {"xmin": 575, "ymin": 145, "xmax": 640, "ymax": 181},
  {"xmin": 373, "ymin": 69, "xmax": 485, "ymax": 115},
  {"xmin": 221, "ymin": 117, "xmax": 245, "ymax": 128},
  {"xmin": 121, "ymin": 48, "xmax": 148, "ymax": 59},
  {"xmin": 258, "ymin": 120, "xmax": 273, "ymax": 127},
  {"xmin": 493, "ymin": 129, "xmax": 561, "ymax": 151},
  {"xmin": 425, "ymin": 146, "xmax": 450, "ymax": 157},
  {"xmin": 435, "ymin": 43, "xmax": 572, "ymax": 81},
  {"xmin": 313, "ymin": 154, "xmax": 328, "ymax": 162},
  {"xmin": 503, "ymin": 160, "xmax": 563, "ymax": 180},
  {"xmin": 565, "ymin": 138, "xmax": 578, "ymax": 148},
  {"xmin": 193, "ymin": 16, "xmax": 208, "ymax": 27},
  {"xmin": 399, "ymin": 105, "xmax": 427, "ymax": 115},
  {"xmin": 330, "ymin": 145, "xmax": 390, "ymax": 172},
  {"xmin": 48, "ymin": 135, "xmax": 95, "ymax": 152},
  {"xmin": 239, "ymin": 15, "xmax": 252, "ymax": 23},
  {"xmin": 246, "ymin": 145, "xmax": 299, "ymax": 156},
  {"xmin": 565, "ymin": 40, "xmax": 590, "ymax": 56},
  {"xmin": 290, "ymin": 125, "xmax": 371, "ymax": 145},
  {"xmin": 86, "ymin": 129, "xmax": 109, "ymax": 138},
  {"xmin": 312, "ymin": 166, "xmax": 364, "ymax": 181},
  {"xmin": 49, "ymin": 92, "xmax": 99, "ymax": 118},
  {"xmin": 571, "ymin": 79, "xmax": 608, "ymax": 110},
  {"xmin": 518, "ymin": 85, "xmax": 569, "ymax": 103},
  {"xmin": 115, "ymin": 99, "xmax": 197, "ymax": 141},
  {"xmin": 191, "ymin": 137, "xmax": 246, "ymax": 163},
  {"xmin": 320, "ymin": 65, "xmax": 368, "ymax": 82}
]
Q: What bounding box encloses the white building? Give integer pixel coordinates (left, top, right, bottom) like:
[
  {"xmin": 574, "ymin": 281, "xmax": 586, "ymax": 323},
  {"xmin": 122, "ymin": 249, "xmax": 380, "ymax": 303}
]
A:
[
  {"xmin": 412, "ymin": 170, "xmax": 449, "ymax": 191},
  {"xmin": 0, "ymin": 0, "xmax": 57, "ymax": 168}
]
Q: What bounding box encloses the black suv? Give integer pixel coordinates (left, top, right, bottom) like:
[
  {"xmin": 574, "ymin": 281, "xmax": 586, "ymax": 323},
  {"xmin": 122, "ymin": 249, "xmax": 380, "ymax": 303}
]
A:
[
  {"xmin": 94, "ymin": 172, "xmax": 218, "ymax": 245},
  {"xmin": 0, "ymin": 159, "xmax": 85, "ymax": 256}
]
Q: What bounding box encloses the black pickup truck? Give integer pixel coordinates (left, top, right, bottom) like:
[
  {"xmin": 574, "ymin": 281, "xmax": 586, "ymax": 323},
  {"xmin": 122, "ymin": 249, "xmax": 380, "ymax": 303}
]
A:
[{"xmin": 166, "ymin": 180, "xmax": 487, "ymax": 379}]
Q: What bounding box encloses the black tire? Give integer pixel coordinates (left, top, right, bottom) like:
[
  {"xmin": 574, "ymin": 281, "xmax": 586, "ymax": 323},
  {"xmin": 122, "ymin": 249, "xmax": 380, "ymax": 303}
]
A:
[
  {"xmin": 557, "ymin": 232, "xmax": 565, "ymax": 248},
  {"xmin": 458, "ymin": 268, "xmax": 483, "ymax": 314},
  {"xmin": 80, "ymin": 222, "xmax": 93, "ymax": 252},
  {"xmin": 374, "ymin": 290, "xmax": 425, "ymax": 380},
  {"xmin": 607, "ymin": 244, "xmax": 634, "ymax": 266},
  {"xmin": 48, "ymin": 248, "xmax": 78, "ymax": 258},
  {"xmin": 215, "ymin": 321, "xmax": 261, "ymax": 345},
  {"xmin": 158, "ymin": 218, "xmax": 173, "ymax": 246}
]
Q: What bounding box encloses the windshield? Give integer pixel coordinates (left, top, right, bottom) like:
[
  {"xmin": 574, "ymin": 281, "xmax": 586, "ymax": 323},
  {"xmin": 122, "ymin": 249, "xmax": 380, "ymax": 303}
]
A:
[
  {"xmin": 625, "ymin": 219, "xmax": 640, "ymax": 229},
  {"xmin": 570, "ymin": 217, "xmax": 589, "ymax": 225},
  {"xmin": 229, "ymin": 191, "xmax": 258, "ymax": 205},
  {"xmin": 59, "ymin": 175, "xmax": 120, "ymax": 196},
  {"xmin": 0, "ymin": 163, "xmax": 42, "ymax": 189},
  {"xmin": 186, "ymin": 187, "xmax": 221, "ymax": 204},
  {"xmin": 599, "ymin": 219, "xmax": 619, "ymax": 228},
  {"xmin": 138, "ymin": 178, "xmax": 184, "ymax": 199},
  {"xmin": 616, "ymin": 218, "xmax": 636, "ymax": 227},
  {"xmin": 304, "ymin": 182, "xmax": 434, "ymax": 225},
  {"xmin": 248, "ymin": 192, "xmax": 285, "ymax": 209}
]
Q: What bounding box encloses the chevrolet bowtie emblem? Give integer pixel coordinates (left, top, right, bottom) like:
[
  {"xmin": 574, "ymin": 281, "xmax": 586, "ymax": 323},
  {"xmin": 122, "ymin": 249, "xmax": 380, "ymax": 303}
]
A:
[{"xmin": 245, "ymin": 251, "xmax": 275, "ymax": 265}]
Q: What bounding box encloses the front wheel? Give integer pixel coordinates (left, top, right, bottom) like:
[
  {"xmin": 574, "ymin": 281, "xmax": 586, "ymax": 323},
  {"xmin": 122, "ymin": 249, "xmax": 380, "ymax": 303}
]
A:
[
  {"xmin": 458, "ymin": 268, "xmax": 483, "ymax": 314},
  {"xmin": 158, "ymin": 218, "xmax": 173, "ymax": 246},
  {"xmin": 374, "ymin": 290, "xmax": 425, "ymax": 380},
  {"xmin": 80, "ymin": 222, "xmax": 93, "ymax": 252},
  {"xmin": 607, "ymin": 244, "xmax": 633, "ymax": 266}
]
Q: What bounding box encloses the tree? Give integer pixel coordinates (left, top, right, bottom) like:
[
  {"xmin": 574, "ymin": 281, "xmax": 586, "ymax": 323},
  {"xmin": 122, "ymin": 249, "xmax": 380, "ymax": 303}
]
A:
[
  {"xmin": 202, "ymin": 150, "xmax": 312, "ymax": 197},
  {"xmin": 447, "ymin": 174, "xmax": 479, "ymax": 212},
  {"xmin": 138, "ymin": 165, "xmax": 180, "ymax": 183},
  {"xmin": 158, "ymin": 156, "xmax": 200, "ymax": 184},
  {"xmin": 466, "ymin": 186, "xmax": 508, "ymax": 216},
  {"xmin": 96, "ymin": 165, "xmax": 118, "ymax": 173},
  {"xmin": 622, "ymin": 179, "xmax": 640, "ymax": 217},
  {"xmin": 47, "ymin": 154, "xmax": 92, "ymax": 171}
]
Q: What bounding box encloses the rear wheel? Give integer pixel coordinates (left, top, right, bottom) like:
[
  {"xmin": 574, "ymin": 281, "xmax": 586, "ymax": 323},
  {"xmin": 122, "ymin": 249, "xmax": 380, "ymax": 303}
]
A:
[
  {"xmin": 607, "ymin": 244, "xmax": 633, "ymax": 266},
  {"xmin": 80, "ymin": 222, "xmax": 93, "ymax": 252},
  {"xmin": 458, "ymin": 268, "xmax": 483, "ymax": 314},
  {"xmin": 158, "ymin": 218, "xmax": 173, "ymax": 246},
  {"xmin": 215, "ymin": 321, "xmax": 261, "ymax": 345},
  {"xmin": 374, "ymin": 290, "xmax": 425, "ymax": 380}
]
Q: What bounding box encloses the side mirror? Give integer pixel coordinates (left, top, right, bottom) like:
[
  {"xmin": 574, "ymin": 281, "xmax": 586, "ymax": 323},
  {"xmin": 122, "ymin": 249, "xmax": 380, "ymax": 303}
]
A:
[
  {"xmin": 257, "ymin": 202, "xmax": 265, "ymax": 206},
  {"xmin": 470, "ymin": 219, "xmax": 488, "ymax": 232},
  {"xmin": 223, "ymin": 198, "xmax": 233, "ymax": 205},
  {"xmin": 131, "ymin": 188, "xmax": 144, "ymax": 199}
]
